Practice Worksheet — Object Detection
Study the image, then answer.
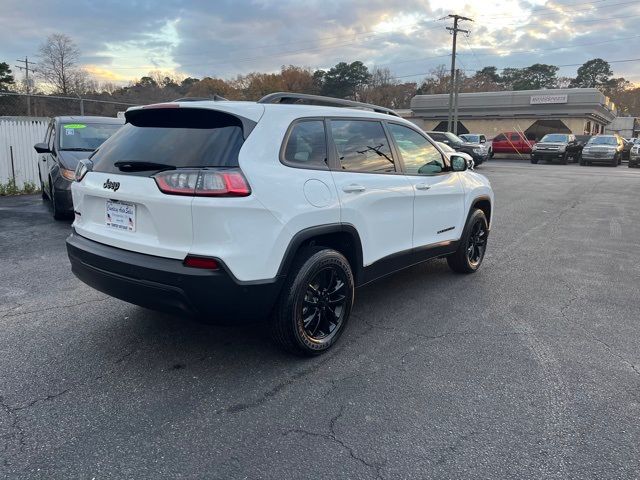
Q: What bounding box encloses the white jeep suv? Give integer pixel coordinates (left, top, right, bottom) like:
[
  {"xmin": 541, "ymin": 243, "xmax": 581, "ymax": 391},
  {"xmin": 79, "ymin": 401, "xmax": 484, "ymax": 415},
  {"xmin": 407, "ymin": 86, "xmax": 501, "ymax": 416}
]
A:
[{"xmin": 67, "ymin": 93, "xmax": 494, "ymax": 355}]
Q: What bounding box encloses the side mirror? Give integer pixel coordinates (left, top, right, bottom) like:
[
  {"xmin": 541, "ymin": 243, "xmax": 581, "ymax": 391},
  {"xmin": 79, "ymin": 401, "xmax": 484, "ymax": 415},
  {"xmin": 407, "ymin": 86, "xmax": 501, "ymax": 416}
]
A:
[
  {"xmin": 34, "ymin": 142, "xmax": 50, "ymax": 154},
  {"xmin": 451, "ymin": 155, "xmax": 467, "ymax": 172},
  {"xmin": 443, "ymin": 140, "xmax": 450, "ymax": 144},
  {"xmin": 480, "ymin": 138, "xmax": 486, "ymax": 144}
]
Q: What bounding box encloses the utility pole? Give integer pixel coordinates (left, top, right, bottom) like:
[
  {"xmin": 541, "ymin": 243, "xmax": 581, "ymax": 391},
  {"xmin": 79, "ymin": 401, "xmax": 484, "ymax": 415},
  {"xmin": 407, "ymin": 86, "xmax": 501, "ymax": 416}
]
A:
[
  {"xmin": 15, "ymin": 57, "xmax": 36, "ymax": 116},
  {"xmin": 443, "ymin": 15, "xmax": 471, "ymax": 132},
  {"xmin": 453, "ymin": 68, "xmax": 461, "ymax": 135}
]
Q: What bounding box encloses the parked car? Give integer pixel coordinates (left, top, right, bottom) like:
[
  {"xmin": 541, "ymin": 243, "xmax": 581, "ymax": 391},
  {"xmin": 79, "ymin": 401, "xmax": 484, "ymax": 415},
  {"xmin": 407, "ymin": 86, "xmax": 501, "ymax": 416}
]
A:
[
  {"xmin": 491, "ymin": 131, "xmax": 536, "ymax": 154},
  {"xmin": 580, "ymin": 135, "xmax": 624, "ymax": 166},
  {"xmin": 437, "ymin": 141, "xmax": 474, "ymax": 169},
  {"xmin": 530, "ymin": 133, "xmax": 582, "ymax": 164},
  {"xmin": 629, "ymin": 140, "xmax": 640, "ymax": 168},
  {"xmin": 67, "ymin": 93, "xmax": 494, "ymax": 356},
  {"xmin": 459, "ymin": 133, "xmax": 492, "ymax": 158},
  {"xmin": 34, "ymin": 116, "xmax": 124, "ymax": 219},
  {"xmin": 424, "ymin": 130, "xmax": 489, "ymax": 165}
]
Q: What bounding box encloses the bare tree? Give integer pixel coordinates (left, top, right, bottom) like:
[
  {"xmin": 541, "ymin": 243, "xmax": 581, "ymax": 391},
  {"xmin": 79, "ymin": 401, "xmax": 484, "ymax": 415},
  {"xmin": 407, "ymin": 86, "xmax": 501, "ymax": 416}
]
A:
[{"xmin": 36, "ymin": 33, "xmax": 83, "ymax": 95}]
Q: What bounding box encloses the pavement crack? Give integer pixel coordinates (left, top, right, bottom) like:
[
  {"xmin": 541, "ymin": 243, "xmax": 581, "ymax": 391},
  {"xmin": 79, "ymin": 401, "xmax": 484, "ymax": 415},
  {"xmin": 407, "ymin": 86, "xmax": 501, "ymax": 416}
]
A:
[
  {"xmin": 284, "ymin": 405, "xmax": 386, "ymax": 479},
  {"xmin": 0, "ymin": 395, "xmax": 27, "ymax": 467},
  {"xmin": 0, "ymin": 297, "xmax": 110, "ymax": 320},
  {"xmin": 215, "ymin": 319, "xmax": 377, "ymax": 416}
]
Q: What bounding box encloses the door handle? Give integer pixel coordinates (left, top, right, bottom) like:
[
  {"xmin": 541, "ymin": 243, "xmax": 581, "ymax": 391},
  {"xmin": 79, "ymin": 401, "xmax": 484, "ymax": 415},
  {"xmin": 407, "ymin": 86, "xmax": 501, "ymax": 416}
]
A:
[
  {"xmin": 415, "ymin": 183, "xmax": 431, "ymax": 191},
  {"xmin": 342, "ymin": 184, "xmax": 366, "ymax": 193}
]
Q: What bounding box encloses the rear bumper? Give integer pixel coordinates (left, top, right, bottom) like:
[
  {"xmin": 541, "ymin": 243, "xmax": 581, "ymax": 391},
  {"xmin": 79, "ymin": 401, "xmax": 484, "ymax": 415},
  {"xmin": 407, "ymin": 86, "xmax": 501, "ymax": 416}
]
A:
[{"xmin": 66, "ymin": 231, "xmax": 283, "ymax": 322}]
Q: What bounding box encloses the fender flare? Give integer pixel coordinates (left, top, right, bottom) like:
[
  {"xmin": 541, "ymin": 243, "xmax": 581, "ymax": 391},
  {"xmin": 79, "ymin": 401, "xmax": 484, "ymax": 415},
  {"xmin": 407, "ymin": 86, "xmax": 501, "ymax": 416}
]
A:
[{"xmin": 276, "ymin": 223, "xmax": 364, "ymax": 280}]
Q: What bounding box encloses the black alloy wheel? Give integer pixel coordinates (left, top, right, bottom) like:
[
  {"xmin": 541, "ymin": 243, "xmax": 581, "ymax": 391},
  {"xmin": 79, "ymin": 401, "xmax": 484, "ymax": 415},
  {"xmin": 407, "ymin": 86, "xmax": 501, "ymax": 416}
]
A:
[
  {"xmin": 447, "ymin": 209, "xmax": 489, "ymax": 274},
  {"xmin": 300, "ymin": 267, "xmax": 348, "ymax": 343},
  {"xmin": 271, "ymin": 247, "xmax": 354, "ymax": 355},
  {"xmin": 466, "ymin": 219, "xmax": 487, "ymax": 268}
]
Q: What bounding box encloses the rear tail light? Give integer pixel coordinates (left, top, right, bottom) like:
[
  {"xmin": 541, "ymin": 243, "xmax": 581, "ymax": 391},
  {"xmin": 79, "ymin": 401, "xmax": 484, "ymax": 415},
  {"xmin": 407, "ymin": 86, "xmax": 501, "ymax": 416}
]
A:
[
  {"xmin": 183, "ymin": 255, "xmax": 220, "ymax": 270},
  {"xmin": 74, "ymin": 159, "xmax": 93, "ymax": 182},
  {"xmin": 153, "ymin": 168, "xmax": 251, "ymax": 197}
]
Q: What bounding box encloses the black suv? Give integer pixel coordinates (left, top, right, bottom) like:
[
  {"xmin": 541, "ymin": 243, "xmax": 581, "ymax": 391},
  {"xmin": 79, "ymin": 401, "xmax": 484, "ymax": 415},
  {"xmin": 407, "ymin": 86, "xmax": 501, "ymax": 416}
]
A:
[
  {"xmin": 530, "ymin": 133, "xmax": 581, "ymax": 164},
  {"xmin": 425, "ymin": 131, "xmax": 489, "ymax": 166}
]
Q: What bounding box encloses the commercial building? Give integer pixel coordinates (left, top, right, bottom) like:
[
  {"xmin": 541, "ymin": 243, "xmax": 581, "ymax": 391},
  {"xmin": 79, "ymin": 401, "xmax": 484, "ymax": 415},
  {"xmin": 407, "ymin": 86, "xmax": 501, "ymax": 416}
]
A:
[
  {"xmin": 406, "ymin": 88, "xmax": 617, "ymax": 140},
  {"xmin": 604, "ymin": 116, "xmax": 639, "ymax": 138}
]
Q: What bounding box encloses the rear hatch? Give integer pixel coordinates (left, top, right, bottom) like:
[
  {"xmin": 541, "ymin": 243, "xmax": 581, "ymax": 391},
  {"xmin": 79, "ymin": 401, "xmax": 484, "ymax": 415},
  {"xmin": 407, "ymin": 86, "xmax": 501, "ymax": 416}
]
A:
[{"xmin": 72, "ymin": 103, "xmax": 261, "ymax": 259}]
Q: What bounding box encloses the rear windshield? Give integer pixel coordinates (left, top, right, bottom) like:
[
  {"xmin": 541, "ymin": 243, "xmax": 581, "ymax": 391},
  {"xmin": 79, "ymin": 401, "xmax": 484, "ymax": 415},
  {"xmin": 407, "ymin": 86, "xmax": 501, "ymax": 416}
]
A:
[
  {"xmin": 460, "ymin": 134, "xmax": 479, "ymax": 143},
  {"xmin": 540, "ymin": 134, "xmax": 568, "ymax": 142},
  {"xmin": 59, "ymin": 123, "xmax": 122, "ymax": 151},
  {"xmin": 92, "ymin": 108, "xmax": 251, "ymax": 175}
]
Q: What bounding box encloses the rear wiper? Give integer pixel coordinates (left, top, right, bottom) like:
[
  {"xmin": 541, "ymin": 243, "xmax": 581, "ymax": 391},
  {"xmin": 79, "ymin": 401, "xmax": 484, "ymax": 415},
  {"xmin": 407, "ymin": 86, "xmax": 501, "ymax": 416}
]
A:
[
  {"xmin": 114, "ymin": 161, "xmax": 177, "ymax": 172},
  {"xmin": 61, "ymin": 148, "xmax": 95, "ymax": 152}
]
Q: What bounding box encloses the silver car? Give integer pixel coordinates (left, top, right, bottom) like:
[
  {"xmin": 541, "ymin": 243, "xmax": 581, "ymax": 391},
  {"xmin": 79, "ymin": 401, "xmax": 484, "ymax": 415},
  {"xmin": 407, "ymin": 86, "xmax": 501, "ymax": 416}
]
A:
[{"xmin": 579, "ymin": 135, "xmax": 624, "ymax": 167}]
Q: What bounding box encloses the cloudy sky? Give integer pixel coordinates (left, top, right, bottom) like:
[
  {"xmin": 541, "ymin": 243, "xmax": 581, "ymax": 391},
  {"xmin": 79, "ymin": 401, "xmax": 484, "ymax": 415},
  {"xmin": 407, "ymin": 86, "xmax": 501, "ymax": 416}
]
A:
[{"xmin": 1, "ymin": 0, "xmax": 639, "ymax": 86}]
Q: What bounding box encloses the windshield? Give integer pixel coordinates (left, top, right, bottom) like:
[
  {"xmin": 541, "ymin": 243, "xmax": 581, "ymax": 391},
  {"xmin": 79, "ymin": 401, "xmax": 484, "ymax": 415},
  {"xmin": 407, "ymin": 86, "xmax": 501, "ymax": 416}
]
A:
[
  {"xmin": 59, "ymin": 123, "xmax": 122, "ymax": 151},
  {"xmin": 443, "ymin": 132, "xmax": 464, "ymax": 145},
  {"xmin": 588, "ymin": 136, "xmax": 617, "ymax": 145},
  {"xmin": 460, "ymin": 134, "xmax": 479, "ymax": 143},
  {"xmin": 437, "ymin": 142, "xmax": 455, "ymax": 153},
  {"xmin": 540, "ymin": 134, "xmax": 568, "ymax": 143}
]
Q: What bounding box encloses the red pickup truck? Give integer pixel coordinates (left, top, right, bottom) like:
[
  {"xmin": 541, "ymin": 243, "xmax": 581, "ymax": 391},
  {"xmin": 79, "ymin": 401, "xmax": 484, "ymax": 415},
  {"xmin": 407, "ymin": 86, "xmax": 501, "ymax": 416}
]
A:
[{"xmin": 492, "ymin": 131, "xmax": 537, "ymax": 154}]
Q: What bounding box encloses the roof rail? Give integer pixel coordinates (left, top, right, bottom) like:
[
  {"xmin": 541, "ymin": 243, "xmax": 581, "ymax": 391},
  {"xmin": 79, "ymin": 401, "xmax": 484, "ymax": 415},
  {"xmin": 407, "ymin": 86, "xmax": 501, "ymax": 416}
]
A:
[
  {"xmin": 172, "ymin": 95, "xmax": 228, "ymax": 102},
  {"xmin": 257, "ymin": 92, "xmax": 401, "ymax": 117}
]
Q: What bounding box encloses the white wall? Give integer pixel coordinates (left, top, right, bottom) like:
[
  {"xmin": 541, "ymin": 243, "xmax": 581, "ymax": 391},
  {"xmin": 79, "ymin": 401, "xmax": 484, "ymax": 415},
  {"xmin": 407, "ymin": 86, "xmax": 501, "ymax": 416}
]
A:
[{"xmin": 0, "ymin": 117, "xmax": 49, "ymax": 188}]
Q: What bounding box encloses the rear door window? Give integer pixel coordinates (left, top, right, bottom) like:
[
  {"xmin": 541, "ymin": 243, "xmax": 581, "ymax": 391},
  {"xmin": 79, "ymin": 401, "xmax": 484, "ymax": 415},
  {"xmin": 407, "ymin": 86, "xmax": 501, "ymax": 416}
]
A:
[
  {"xmin": 92, "ymin": 108, "xmax": 254, "ymax": 175},
  {"xmin": 510, "ymin": 133, "xmax": 521, "ymax": 142},
  {"xmin": 493, "ymin": 134, "xmax": 506, "ymax": 142},
  {"xmin": 329, "ymin": 120, "xmax": 396, "ymax": 173},
  {"xmin": 282, "ymin": 120, "xmax": 327, "ymax": 169}
]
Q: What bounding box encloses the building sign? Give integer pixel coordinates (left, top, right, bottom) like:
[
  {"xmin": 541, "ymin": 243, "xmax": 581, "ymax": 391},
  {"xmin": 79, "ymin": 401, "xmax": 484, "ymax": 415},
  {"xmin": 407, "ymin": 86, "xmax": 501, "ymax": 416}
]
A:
[{"xmin": 530, "ymin": 94, "xmax": 568, "ymax": 105}]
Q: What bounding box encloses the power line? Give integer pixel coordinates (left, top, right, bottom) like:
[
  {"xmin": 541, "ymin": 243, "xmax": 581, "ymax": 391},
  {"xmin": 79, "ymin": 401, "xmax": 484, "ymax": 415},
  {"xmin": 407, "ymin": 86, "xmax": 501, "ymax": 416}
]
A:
[
  {"xmin": 96, "ymin": 0, "xmax": 637, "ymax": 71},
  {"xmin": 14, "ymin": 57, "xmax": 36, "ymax": 116}
]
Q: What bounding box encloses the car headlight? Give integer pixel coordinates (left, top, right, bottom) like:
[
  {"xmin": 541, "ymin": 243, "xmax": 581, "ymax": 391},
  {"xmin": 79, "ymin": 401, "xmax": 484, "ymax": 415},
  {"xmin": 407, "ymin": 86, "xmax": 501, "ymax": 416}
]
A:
[
  {"xmin": 632, "ymin": 146, "xmax": 639, "ymax": 153},
  {"xmin": 473, "ymin": 147, "xmax": 482, "ymax": 153},
  {"xmin": 60, "ymin": 168, "xmax": 75, "ymax": 181},
  {"xmin": 558, "ymin": 145, "xmax": 566, "ymax": 152},
  {"xmin": 531, "ymin": 145, "xmax": 538, "ymax": 151}
]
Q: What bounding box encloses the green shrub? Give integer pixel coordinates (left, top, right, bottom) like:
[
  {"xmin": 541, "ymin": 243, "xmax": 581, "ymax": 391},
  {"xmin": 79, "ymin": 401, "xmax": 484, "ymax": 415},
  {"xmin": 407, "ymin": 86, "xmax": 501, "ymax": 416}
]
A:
[{"xmin": 0, "ymin": 179, "xmax": 40, "ymax": 196}]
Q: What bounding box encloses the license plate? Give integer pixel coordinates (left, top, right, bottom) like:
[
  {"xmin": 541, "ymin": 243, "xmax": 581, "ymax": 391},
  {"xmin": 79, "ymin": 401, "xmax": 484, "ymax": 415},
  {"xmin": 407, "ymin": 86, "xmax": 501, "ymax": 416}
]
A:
[{"xmin": 106, "ymin": 200, "xmax": 136, "ymax": 232}]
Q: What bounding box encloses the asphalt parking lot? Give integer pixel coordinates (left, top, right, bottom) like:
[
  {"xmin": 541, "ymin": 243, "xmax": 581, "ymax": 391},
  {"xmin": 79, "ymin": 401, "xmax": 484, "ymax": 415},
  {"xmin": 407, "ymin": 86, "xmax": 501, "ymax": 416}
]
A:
[{"xmin": 1, "ymin": 159, "xmax": 639, "ymax": 479}]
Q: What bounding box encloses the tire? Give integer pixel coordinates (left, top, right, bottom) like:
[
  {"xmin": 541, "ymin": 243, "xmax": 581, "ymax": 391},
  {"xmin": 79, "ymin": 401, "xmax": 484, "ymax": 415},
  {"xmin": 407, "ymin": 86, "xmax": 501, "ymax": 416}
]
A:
[
  {"xmin": 39, "ymin": 167, "xmax": 47, "ymax": 200},
  {"xmin": 530, "ymin": 157, "xmax": 538, "ymax": 164},
  {"xmin": 576, "ymin": 153, "xmax": 583, "ymax": 165},
  {"xmin": 611, "ymin": 155, "xmax": 618, "ymax": 167},
  {"xmin": 271, "ymin": 247, "xmax": 354, "ymax": 356},
  {"xmin": 50, "ymin": 182, "xmax": 67, "ymax": 220},
  {"xmin": 447, "ymin": 209, "xmax": 489, "ymax": 274}
]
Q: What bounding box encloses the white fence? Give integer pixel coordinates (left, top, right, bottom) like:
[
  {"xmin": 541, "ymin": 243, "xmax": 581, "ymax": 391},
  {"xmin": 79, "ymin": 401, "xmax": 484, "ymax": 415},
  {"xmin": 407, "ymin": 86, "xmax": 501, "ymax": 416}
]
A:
[{"xmin": 0, "ymin": 117, "xmax": 49, "ymax": 188}]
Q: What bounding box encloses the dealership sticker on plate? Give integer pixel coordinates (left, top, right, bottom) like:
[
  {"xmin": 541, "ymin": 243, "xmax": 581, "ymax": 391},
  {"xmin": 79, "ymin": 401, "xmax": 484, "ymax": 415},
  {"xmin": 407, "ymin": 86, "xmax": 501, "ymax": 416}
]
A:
[
  {"xmin": 63, "ymin": 124, "xmax": 86, "ymax": 129},
  {"xmin": 106, "ymin": 200, "xmax": 136, "ymax": 232}
]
